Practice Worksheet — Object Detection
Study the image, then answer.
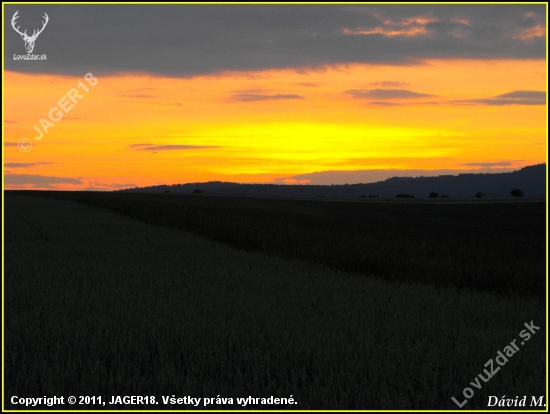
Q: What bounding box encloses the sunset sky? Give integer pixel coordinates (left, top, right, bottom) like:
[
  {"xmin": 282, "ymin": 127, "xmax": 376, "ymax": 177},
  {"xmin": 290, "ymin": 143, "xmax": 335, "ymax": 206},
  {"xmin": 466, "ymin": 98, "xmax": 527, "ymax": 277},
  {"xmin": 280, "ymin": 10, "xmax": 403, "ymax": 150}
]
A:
[{"xmin": 3, "ymin": 4, "xmax": 547, "ymax": 190}]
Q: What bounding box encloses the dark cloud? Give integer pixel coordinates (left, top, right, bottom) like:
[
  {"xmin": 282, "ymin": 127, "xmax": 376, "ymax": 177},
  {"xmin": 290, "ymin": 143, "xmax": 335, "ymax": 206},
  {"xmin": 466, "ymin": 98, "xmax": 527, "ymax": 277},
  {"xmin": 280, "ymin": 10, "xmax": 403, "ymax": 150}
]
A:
[
  {"xmin": 369, "ymin": 101, "xmax": 401, "ymax": 106},
  {"xmin": 346, "ymin": 88, "xmax": 434, "ymax": 99},
  {"xmin": 473, "ymin": 98, "xmax": 543, "ymax": 106},
  {"xmin": 231, "ymin": 93, "xmax": 305, "ymax": 102},
  {"xmin": 111, "ymin": 182, "xmax": 138, "ymax": 188},
  {"xmin": 5, "ymin": 162, "xmax": 54, "ymax": 168},
  {"xmin": 494, "ymin": 90, "xmax": 545, "ymax": 99},
  {"xmin": 4, "ymin": 4, "xmax": 545, "ymax": 77},
  {"xmin": 5, "ymin": 173, "xmax": 82, "ymax": 186},
  {"xmin": 87, "ymin": 181, "xmax": 138, "ymax": 189},
  {"xmin": 130, "ymin": 143, "xmax": 219, "ymax": 151},
  {"xmin": 282, "ymin": 167, "xmax": 519, "ymax": 185},
  {"xmin": 454, "ymin": 90, "xmax": 545, "ymax": 105}
]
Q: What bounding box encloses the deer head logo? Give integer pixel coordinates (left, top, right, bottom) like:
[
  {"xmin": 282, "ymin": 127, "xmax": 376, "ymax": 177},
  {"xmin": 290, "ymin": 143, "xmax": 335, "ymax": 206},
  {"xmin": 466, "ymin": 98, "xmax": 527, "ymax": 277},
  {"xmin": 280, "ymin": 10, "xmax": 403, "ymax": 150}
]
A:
[{"xmin": 11, "ymin": 10, "xmax": 49, "ymax": 54}]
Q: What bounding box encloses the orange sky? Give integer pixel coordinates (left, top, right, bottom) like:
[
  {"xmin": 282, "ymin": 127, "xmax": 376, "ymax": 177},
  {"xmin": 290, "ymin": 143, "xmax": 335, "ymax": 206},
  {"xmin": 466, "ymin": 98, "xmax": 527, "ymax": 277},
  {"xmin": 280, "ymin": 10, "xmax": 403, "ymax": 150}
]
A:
[{"xmin": 3, "ymin": 58, "xmax": 547, "ymax": 190}]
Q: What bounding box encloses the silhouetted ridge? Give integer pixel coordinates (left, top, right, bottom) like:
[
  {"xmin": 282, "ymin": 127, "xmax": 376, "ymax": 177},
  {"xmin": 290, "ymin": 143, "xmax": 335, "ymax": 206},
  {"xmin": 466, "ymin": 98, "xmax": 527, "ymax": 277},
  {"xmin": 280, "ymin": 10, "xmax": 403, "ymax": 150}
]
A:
[{"xmin": 120, "ymin": 164, "xmax": 545, "ymax": 198}]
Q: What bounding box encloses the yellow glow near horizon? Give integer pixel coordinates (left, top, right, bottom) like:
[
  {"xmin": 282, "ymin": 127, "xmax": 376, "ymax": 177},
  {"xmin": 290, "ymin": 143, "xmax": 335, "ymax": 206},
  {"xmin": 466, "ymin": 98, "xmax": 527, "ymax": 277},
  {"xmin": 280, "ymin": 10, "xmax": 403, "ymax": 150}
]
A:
[{"xmin": 3, "ymin": 58, "xmax": 546, "ymax": 189}]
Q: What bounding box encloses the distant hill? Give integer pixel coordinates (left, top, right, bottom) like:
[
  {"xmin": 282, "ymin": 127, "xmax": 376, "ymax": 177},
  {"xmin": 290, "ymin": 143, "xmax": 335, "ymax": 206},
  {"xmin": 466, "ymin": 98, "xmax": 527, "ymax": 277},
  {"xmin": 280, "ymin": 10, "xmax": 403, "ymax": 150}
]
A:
[{"xmin": 120, "ymin": 163, "xmax": 546, "ymax": 199}]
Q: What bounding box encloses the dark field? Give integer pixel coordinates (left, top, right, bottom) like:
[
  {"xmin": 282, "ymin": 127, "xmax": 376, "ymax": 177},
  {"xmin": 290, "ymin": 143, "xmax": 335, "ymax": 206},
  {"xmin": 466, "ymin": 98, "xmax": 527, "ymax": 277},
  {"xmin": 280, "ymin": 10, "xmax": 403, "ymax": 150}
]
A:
[
  {"xmin": 4, "ymin": 192, "xmax": 547, "ymax": 410},
  {"xmin": 15, "ymin": 190, "xmax": 547, "ymax": 300}
]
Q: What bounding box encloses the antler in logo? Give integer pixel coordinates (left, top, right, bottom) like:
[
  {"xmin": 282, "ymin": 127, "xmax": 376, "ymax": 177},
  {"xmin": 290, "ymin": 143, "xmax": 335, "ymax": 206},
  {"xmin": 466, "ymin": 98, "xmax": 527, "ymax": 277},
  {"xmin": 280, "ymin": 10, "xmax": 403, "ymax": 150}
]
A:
[{"xmin": 11, "ymin": 10, "xmax": 49, "ymax": 54}]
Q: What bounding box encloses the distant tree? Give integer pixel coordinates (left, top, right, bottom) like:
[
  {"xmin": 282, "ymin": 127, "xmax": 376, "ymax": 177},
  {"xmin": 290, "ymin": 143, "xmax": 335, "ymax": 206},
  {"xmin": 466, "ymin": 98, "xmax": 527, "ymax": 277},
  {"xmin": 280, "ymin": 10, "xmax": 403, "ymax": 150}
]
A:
[
  {"xmin": 475, "ymin": 192, "xmax": 484, "ymax": 198},
  {"xmin": 164, "ymin": 190, "xmax": 171, "ymax": 194},
  {"xmin": 441, "ymin": 194, "xmax": 449, "ymax": 198},
  {"xmin": 510, "ymin": 189, "xmax": 524, "ymax": 197},
  {"xmin": 428, "ymin": 192, "xmax": 439, "ymax": 198},
  {"xmin": 395, "ymin": 194, "xmax": 414, "ymax": 198},
  {"xmin": 368, "ymin": 194, "xmax": 379, "ymax": 198},
  {"xmin": 359, "ymin": 194, "xmax": 366, "ymax": 198},
  {"xmin": 193, "ymin": 189, "xmax": 204, "ymax": 194}
]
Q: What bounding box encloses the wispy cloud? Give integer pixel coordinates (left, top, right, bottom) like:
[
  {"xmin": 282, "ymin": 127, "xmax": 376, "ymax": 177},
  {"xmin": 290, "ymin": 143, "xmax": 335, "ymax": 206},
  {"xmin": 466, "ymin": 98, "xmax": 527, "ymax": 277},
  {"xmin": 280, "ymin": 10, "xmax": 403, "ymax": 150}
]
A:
[
  {"xmin": 130, "ymin": 143, "xmax": 219, "ymax": 151},
  {"xmin": 5, "ymin": 173, "xmax": 82, "ymax": 186},
  {"xmin": 461, "ymin": 161, "xmax": 516, "ymax": 167},
  {"xmin": 454, "ymin": 90, "xmax": 545, "ymax": 106},
  {"xmin": 343, "ymin": 15, "xmax": 438, "ymax": 38},
  {"xmin": 450, "ymin": 18, "xmax": 470, "ymax": 25},
  {"xmin": 495, "ymin": 91, "xmax": 545, "ymax": 100},
  {"xmin": 346, "ymin": 88, "xmax": 434, "ymax": 99},
  {"xmin": 278, "ymin": 165, "xmax": 524, "ymax": 185},
  {"xmin": 368, "ymin": 101, "xmax": 401, "ymax": 106},
  {"xmin": 231, "ymin": 93, "xmax": 305, "ymax": 102},
  {"xmin": 512, "ymin": 25, "xmax": 545, "ymax": 40},
  {"xmin": 5, "ymin": 162, "xmax": 54, "ymax": 168},
  {"xmin": 87, "ymin": 181, "xmax": 138, "ymax": 190}
]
